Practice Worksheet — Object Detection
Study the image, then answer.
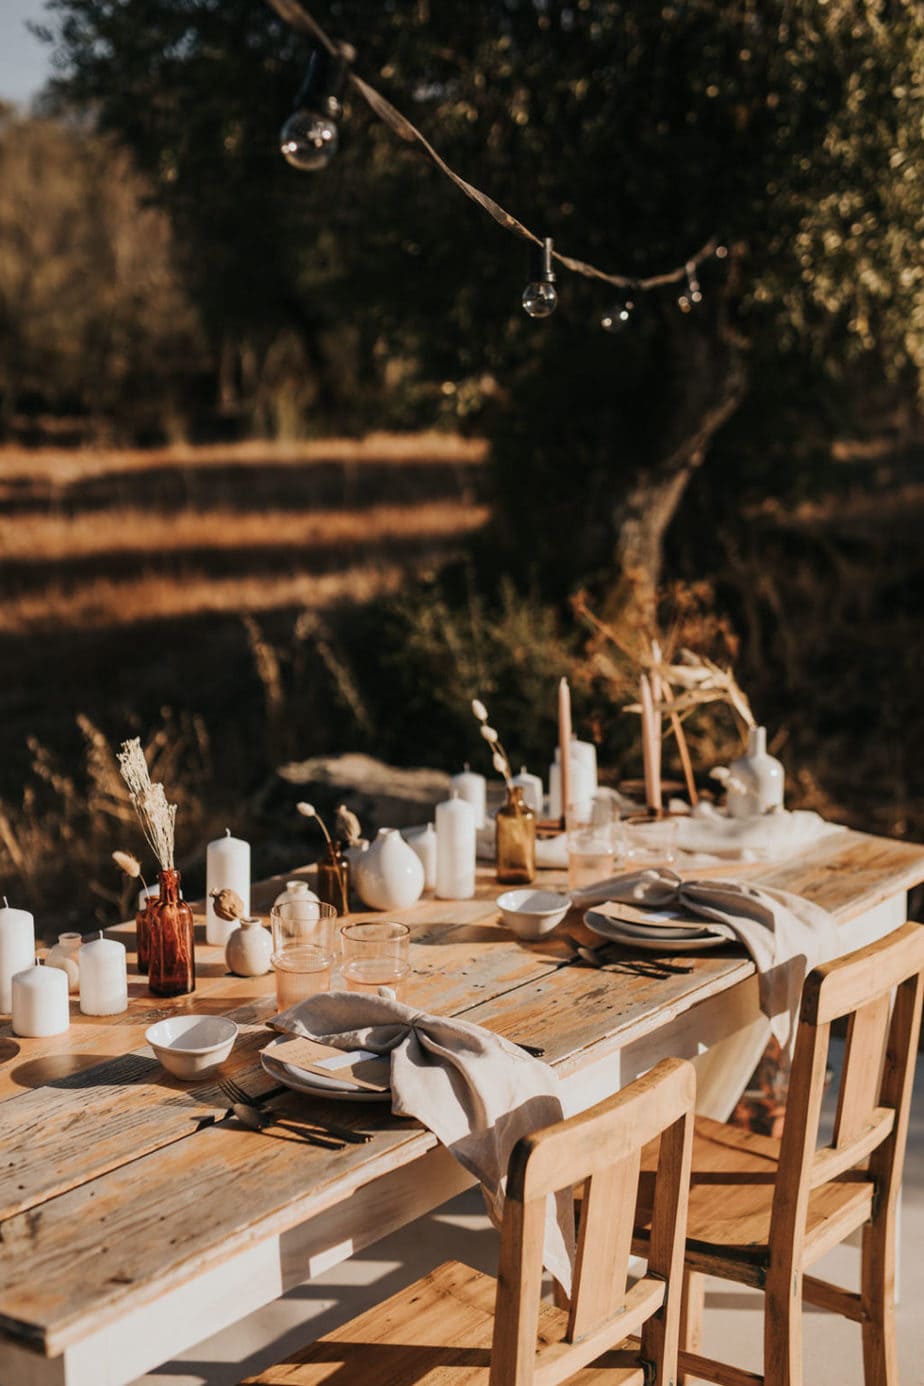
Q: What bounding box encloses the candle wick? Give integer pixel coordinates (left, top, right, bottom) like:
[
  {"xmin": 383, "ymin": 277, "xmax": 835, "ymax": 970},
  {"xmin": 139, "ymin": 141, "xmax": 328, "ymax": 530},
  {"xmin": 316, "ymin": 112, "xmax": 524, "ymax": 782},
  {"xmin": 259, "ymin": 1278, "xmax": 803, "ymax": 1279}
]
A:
[
  {"xmin": 225, "ymin": 827, "xmax": 231, "ymax": 837},
  {"xmin": 98, "ymin": 930, "xmax": 103, "ymax": 940},
  {"xmin": 2, "ymin": 896, "xmax": 7, "ymax": 908},
  {"xmin": 463, "ymin": 763, "xmax": 469, "ymax": 773}
]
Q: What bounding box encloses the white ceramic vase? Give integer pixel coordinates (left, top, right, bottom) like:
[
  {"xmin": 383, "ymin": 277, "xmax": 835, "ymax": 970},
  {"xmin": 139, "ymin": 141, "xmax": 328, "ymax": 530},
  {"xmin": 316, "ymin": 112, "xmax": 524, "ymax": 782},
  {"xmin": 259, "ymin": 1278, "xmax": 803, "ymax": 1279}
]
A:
[
  {"xmin": 726, "ymin": 726, "xmax": 785, "ymax": 818},
  {"xmin": 225, "ymin": 917, "xmax": 274, "ymax": 977},
  {"xmin": 353, "ymin": 828, "xmax": 425, "ymax": 911},
  {"xmin": 45, "ymin": 932, "xmax": 82, "ymax": 993},
  {"xmin": 272, "ymin": 879, "xmax": 320, "ymax": 911}
]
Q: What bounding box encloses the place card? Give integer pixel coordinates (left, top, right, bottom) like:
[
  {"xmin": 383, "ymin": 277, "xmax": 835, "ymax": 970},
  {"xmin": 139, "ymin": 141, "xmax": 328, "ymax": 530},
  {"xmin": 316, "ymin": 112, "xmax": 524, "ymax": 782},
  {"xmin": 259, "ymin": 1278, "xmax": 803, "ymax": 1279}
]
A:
[{"xmin": 266, "ymin": 1035, "xmax": 390, "ymax": 1091}]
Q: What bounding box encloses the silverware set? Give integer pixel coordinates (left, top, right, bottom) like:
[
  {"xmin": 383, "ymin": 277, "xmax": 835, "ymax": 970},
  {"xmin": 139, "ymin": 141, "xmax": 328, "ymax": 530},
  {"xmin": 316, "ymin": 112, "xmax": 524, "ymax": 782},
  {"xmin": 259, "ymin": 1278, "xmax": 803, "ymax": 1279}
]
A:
[
  {"xmin": 567, "ymin": 939, "xmax": 694, "ymax": 978},
  {"xmin": 214, "ymin": 1076, "xmax": 373, "ymax": 1149}
]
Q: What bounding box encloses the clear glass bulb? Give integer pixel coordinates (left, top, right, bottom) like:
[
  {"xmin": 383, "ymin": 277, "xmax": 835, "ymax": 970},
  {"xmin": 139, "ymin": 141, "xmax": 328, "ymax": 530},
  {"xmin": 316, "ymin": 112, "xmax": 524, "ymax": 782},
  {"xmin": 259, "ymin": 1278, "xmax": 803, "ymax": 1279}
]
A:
[
  {"xmin": 522, "ymin": 281, "xmax": 558, "ymax": 318},
  {"xmin": 280, "ymin": 109, "xmax": 339, "ymax": 171}
]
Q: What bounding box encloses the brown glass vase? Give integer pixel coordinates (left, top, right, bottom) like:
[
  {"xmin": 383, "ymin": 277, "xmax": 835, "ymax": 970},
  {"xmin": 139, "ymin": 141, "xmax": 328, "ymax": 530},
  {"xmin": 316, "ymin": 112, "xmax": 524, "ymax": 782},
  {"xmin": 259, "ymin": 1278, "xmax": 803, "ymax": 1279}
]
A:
[
  {"xmin": 315, "ymin": 841, "xmax": 350, "ymax": 916},
  {"xmin": 148, "ymin": 868, "xmax": 196, "ymax": 996},
  {"xmin": 496, "ymin": 785, "xmax": 536, "ymax": 884},
  {"xmin": 135, "ymin": 895, "xmax": 155, "ymax": 975}
]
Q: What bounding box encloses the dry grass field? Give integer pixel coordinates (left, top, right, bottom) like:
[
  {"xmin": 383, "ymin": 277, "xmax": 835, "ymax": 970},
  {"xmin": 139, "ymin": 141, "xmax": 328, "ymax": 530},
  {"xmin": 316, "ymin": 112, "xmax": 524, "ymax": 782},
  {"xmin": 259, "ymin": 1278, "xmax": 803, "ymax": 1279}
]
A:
[{"xmin": 0, "ymin": 432, "xmax": 492, "ymax": 928}]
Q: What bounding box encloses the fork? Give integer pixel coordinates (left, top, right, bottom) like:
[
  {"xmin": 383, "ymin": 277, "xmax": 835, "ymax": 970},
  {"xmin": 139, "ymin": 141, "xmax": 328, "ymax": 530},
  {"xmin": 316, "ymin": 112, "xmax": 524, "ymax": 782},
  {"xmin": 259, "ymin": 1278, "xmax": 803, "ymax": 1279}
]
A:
[{"xmin": 218, "ymin": 1077, "xmax": 372, "ymax": 1144}]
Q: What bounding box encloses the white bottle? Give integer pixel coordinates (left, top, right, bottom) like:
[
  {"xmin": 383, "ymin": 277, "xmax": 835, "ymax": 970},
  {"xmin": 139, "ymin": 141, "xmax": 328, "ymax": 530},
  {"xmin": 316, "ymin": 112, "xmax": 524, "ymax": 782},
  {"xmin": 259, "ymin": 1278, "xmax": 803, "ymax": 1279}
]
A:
[
  {"xmin": 726, "ymin": 726, "xmax": 785, "ymax": 818},
  {"xmin": 435, "ymin": 793, "xmax": 476, "ymax": 900}
]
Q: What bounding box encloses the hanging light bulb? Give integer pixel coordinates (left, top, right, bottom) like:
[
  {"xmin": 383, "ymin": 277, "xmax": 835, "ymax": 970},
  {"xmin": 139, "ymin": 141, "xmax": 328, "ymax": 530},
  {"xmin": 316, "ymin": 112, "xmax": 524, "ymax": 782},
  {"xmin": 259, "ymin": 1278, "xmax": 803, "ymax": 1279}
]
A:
[
  {"xmin": 677, "ymin": 260, "xmax": 703, "ymax": 313},
  {"xmin": 280, "ymin": 45, "xmax": 352, "ymax": 172},
  {"xmin": 522, "ymin": 237, "xmax": 558, "ymax": 318},
  {"xmin": 601, "ymin": 293, "xmax": 635, "ymax": 332}
]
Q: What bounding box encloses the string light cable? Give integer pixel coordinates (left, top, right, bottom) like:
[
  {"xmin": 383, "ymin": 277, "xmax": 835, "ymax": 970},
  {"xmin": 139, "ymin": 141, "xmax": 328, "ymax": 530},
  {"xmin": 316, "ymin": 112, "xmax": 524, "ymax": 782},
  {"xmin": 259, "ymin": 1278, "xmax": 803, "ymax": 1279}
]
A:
[{"xmin": 265, "ymin": 0, "xmax": 728, "ymax": 320}]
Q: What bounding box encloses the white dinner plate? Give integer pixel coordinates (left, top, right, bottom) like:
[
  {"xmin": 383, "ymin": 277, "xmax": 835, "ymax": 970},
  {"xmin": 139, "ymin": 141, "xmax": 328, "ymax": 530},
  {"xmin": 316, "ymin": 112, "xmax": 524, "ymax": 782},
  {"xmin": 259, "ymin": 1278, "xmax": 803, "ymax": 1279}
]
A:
[
  {"xmin": 583, "ymin": 908, "xmax": 729, "ymax": 952},
  {"xmin": 261, "ymin": 1035, "xmax": 392, "ymax": 1103}
]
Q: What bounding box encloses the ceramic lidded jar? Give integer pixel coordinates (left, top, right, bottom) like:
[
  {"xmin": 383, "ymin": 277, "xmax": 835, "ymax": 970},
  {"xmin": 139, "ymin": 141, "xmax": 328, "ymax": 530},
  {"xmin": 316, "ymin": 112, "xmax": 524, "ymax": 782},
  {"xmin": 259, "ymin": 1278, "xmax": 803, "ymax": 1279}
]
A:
[
  {"xmin": 352, "ymin": 828, "xmax": 425, "ymax": 911},
  {"xmin": 225, "ymin": 917, "xmax": 273, "ymax": 977},
  {"xmin": 45, "ymin": 932, "xmax": 82, "ymax": 993},
  {"xmin": 726, "ymin": 726, "xmax": 785, "ymax": 818}
]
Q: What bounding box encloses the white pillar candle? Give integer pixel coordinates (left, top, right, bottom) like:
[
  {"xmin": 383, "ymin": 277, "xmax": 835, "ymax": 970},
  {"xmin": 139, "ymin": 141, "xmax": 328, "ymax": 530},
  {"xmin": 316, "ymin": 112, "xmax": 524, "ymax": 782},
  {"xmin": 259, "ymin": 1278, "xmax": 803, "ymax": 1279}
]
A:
[
  {"xmin": 0, "ymin": 898, "xmax": 36, "ymax": 1013},
  {"xmin": 206, "ymin": 829, "xmax": 251, "ymax": 945},
  {"xmin": 12, "ymin": 962, "xmax": 69, "ymax": 1037},
  {"xmin": 405, "ymin": 823, "xmax": 437, "ymax": 890},
  {"xmin": 548, "ymin": 741, "xmax": 597, "ymax": 820},
  {"xmin": 571, "ymin": 738, "xmax": 598, "ymax": 793},
  {"xmin": 449, "ymin": 765, "xmax": 486, "ymax": 830},
  {"xmin": 511, "ymin": 766, "xmax": 544, "ymax": 817},
  {"xmin": 78, "ymin": 933, "xmax": 128, "ymax": 1016},
  {"xmin": 435, "ymin": 794, "xmax": 476, "ymax": 900}
]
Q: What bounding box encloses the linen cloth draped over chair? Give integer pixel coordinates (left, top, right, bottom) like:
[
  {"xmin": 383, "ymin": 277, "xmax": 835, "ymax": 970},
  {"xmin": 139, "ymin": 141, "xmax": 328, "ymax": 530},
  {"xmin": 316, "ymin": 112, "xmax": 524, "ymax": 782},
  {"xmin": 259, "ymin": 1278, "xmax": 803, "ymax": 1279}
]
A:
[
  {"xmin": 630, "ymin": 919, "xmax": 924, "ymax": 1386},
  {"xmin": 243, "ymin": 1055, "xmax": 696, "ymax": 1386}
]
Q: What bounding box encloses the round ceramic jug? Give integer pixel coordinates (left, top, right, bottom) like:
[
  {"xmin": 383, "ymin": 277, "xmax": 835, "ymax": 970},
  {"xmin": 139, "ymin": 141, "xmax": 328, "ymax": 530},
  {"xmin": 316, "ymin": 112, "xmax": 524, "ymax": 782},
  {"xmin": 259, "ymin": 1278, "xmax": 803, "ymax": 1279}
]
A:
[
  {"xmin": 726, "ymin": 726, "xmax": 784, "ymax": 818},
  {"xmin": 225, "ymin": 917, "xmax": 273, "ymax": 977},
  {"xmin": 45, "ymin": 932, "xmax": 82, "ymax": 993},
  {"xmin": 352, "ymin": 828, "xmax": 425, "ymax": 911}
]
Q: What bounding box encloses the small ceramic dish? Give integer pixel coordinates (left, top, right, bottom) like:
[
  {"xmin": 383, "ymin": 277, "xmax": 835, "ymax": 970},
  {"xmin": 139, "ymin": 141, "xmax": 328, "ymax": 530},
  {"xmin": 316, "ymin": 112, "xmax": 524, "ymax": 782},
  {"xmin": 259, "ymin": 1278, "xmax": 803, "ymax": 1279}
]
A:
[
  {"xmin": 145, "ymin": 1015, "xmax": 238, "ymax": 1081},
  {"xmin": 496, "ymin": 888, "xmax": 572, "ymax": 939}
]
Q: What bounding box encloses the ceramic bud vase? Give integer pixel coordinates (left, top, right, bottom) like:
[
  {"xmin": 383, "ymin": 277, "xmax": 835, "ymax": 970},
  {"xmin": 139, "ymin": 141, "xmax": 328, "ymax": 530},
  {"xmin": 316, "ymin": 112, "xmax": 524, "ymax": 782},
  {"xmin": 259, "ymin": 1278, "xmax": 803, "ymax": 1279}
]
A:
[
  {"xmin": 225, "ymin": 917, "xmax": 273, "ymax": 977},
  {"xmin": 726, "ymin": 726, "xmax": 785, "ymax": 818},
  {"xmin": 353, "ymin": 828, "xmax": 425, "ymax": 911},
  {"xmin": 148, "ymin": 868, "xmax": 196, "ymax": 996},
  {"xmin": 315, "ymin": 842, "xmax": 350, "ymax": 916},
  {"xmin": 45, "ymin": 932, "xmax": 82, "ymax": 993},
  {"xmin": 495, "ymin": 785, "xmax": 536, "ymax": 885}
]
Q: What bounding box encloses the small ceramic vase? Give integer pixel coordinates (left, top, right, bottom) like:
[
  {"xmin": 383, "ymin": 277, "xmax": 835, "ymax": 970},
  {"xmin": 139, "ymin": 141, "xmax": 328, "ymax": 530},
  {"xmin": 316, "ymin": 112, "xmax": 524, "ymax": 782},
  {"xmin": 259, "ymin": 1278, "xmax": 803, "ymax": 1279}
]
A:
[
  {"xmin": 45, "ymin": 932, "xmax": 82, "ymax": 993},
  {"xmin": 225, "ymin": 917, "xmax": 273, "ymax": 977},
  {"xmin": 352, "ymin": 828, "xmax": 425, "ymax": 911},
  {"xmin": 726, "ymin": 726, "xmax": 785, "ymax": 818},
  {"xmin": 272, "ymin": 879, "xmax": 320, "ymax": 911}
]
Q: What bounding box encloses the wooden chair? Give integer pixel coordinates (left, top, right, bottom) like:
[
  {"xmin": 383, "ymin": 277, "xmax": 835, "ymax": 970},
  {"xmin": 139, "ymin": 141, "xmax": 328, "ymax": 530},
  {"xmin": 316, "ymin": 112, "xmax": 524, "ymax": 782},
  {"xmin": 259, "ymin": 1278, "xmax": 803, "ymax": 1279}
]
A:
[
  {"xmin": 242, "ymin": 1055, "xmax": 695, "ymax": 1386},
  {"xmin": 632, "ymin": 919, "xmax": 924, "ymax": 1386}
]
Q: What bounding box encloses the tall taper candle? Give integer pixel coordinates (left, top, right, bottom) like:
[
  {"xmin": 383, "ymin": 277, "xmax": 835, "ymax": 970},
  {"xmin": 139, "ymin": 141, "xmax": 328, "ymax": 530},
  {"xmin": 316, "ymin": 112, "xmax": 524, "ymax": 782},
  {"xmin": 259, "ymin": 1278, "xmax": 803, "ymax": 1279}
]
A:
[
  {"xmin": 206, "ymin": 829, "xmax": 251, "ymax": 946},
  {"xmin": 558, "ymin": 677, "xmax": 573, "ymax": 823},
  {"xmin": 0, "ymin": 898, "xmax": 35, "ymax": 1013}
]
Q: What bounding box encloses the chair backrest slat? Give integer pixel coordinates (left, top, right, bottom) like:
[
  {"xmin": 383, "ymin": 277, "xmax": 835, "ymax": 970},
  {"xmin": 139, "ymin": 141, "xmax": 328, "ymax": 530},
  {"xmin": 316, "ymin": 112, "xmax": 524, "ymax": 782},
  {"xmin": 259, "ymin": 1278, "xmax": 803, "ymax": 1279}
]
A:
[
  {"xmin": 772, "ymin": 921, "xmax": 924, "ymax": 1266},
  {"xmin": 832, "ymin": 991, "xmax": 891, "ymax": 1149},
  {"xmin": 489, "ymin": 1056, "xmax": 695, "ymax": 1386}
]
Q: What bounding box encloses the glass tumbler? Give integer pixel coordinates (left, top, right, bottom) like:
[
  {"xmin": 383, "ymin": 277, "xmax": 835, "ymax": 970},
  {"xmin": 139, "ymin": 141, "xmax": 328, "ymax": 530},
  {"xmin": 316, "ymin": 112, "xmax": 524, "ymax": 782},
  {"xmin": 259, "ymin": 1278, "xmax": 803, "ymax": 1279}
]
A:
[
  {"xmin": 340, "ymin": 921, "xmax": 411, "ymax": 1002},
  {"xmin": 270, "ymin": 898, "xmax": 337, "ymax": 1009},
  {"xmin": 566, "ymin": 796, "xmax": 618, "ymax": 892}
]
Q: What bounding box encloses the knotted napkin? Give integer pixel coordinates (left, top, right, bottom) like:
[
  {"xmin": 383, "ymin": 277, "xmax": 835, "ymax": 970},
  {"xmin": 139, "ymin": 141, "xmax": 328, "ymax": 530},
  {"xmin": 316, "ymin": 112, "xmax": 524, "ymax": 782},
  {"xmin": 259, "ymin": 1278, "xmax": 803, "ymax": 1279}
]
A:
[
  {"xmin": 270, "ymin": 990, "xmax": 576, "ymax": 1292},
  {"xmin": 572, "ymin": 867, "xmax": 837, "ymax": 1047}
]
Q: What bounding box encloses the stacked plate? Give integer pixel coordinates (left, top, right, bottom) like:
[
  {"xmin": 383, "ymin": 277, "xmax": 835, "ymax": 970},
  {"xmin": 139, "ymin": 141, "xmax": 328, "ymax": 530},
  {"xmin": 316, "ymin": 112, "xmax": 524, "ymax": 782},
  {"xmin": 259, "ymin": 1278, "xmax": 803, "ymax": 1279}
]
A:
[
  {"xmin": 583, "ymin": 903, "xmax": 729, "ymax": 953},
  {"xmin": 261, "ymin": 1035, "xmax": 392, "ymax": 1102}
]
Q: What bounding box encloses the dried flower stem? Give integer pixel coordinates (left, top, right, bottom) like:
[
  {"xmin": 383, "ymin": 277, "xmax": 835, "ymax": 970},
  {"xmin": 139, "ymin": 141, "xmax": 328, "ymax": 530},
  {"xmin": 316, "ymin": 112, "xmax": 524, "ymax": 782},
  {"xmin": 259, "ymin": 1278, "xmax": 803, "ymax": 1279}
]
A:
[{"xmin": 116, "ymin": 739, "xmax": 178, "ymax": 870}]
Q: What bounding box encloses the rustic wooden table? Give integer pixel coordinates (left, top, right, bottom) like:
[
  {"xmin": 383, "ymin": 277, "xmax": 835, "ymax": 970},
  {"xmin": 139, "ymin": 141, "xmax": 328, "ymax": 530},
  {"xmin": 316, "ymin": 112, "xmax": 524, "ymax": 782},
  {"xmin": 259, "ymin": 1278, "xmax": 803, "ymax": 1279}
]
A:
[{"xmin": 0, "ymin": 827, "xmax": 921, "ymax": 1386}]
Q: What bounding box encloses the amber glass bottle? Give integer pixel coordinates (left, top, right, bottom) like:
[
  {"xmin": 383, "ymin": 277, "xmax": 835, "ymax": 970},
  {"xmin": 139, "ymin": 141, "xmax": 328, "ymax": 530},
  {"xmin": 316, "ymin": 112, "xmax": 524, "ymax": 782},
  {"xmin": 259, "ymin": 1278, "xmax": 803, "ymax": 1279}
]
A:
[
  {"xmin": 135, "ymin": 895, "xmax": 155, "ymax": 975},
  {"xmin": 495, "ymin": 785, "xmax": 536, "ymax": 884},
  {"xmin": 148, "ymin": 869, "xmax": 196, "ymax": 996},
  {"xmin": 315, "ymin": 841, "xmax": 350, "ymax": 915}
]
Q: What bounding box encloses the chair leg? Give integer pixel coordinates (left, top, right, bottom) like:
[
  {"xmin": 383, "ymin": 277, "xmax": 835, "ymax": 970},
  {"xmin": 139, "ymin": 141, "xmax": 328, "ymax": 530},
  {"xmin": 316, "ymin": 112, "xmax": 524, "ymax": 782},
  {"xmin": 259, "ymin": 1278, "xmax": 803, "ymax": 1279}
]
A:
[
  {"xmin": 763, "ymin": 1267, "xmax": 803, "ymax": 1386},
  {"xmin": 861, "ymin": 1213, "xmax": 898, "ymax": 1386},
  {"xmin": 678, "ymin": 1270, "xmax": 705, "ymax": 1386}
]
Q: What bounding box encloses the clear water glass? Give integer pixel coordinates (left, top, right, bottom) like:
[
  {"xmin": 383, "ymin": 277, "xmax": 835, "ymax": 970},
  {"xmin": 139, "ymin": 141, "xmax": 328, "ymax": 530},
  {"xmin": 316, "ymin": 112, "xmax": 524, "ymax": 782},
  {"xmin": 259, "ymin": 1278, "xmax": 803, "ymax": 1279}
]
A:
[
  {"xmin": 567, "ymin": 796, "xmax": 618, "ymax": 891},
  {"xmin": 340, "ymin": 921, "xmax": 410, "ymax": 1002},
  {"xmin": 270, "ymin": 899, "xmax": 337, "ymax": 1009}
]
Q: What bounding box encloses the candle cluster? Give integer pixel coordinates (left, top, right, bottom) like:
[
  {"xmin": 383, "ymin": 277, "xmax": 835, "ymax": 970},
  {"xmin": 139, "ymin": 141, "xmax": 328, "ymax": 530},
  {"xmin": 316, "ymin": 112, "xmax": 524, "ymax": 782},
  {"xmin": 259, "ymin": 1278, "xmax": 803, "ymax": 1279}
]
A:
[{"xmin": 0, "ymin": 899, "xmax": 130, "ymax": 1037}]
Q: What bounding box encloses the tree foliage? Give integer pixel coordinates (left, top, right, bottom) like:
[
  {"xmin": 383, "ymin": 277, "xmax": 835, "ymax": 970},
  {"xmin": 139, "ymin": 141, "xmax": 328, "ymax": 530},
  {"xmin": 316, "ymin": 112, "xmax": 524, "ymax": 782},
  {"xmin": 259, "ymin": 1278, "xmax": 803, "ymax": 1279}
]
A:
[{"xmin": 24, "ymin": 1, "xmax": 924, "ymax": 577}]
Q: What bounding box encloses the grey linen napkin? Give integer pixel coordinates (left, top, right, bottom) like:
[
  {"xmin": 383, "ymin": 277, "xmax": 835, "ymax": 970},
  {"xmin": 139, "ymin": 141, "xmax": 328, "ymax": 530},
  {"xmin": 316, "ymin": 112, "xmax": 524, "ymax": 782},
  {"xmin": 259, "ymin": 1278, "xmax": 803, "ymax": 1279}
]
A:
[
  {"xmin": 573, "ymin": 868, "xmax": 837, "ymax": 1047},
  {"xmin": 270, "ymin": 991, "xmax": 576, "ymax": 1292}
]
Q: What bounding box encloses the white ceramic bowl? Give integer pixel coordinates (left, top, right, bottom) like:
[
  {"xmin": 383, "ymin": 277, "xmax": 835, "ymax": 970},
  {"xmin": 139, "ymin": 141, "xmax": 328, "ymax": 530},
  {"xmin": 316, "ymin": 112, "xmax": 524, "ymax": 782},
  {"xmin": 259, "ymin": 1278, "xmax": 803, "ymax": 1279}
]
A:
[
  {"xmin": 145, "ymin": 1015, "xmax": 238, "ymax": 1081},
  {"xmin": 496, "ymin": 889, "xmax": 572, "ymax": 940}
]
